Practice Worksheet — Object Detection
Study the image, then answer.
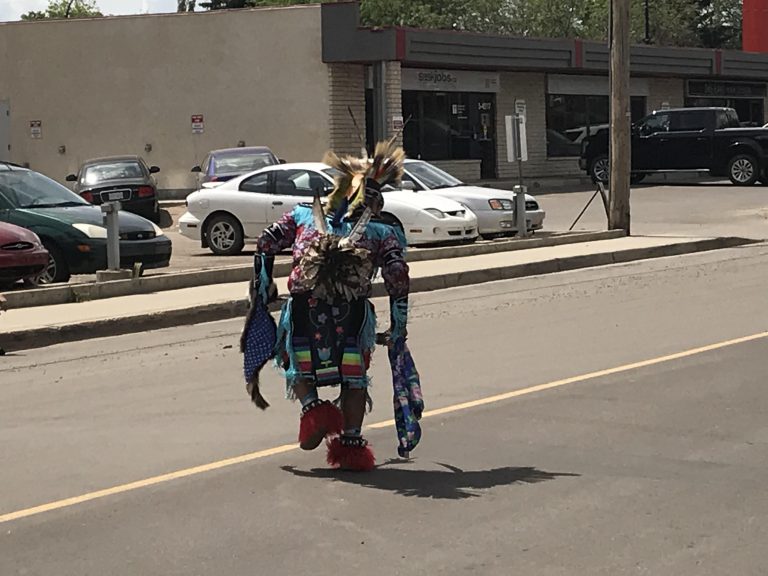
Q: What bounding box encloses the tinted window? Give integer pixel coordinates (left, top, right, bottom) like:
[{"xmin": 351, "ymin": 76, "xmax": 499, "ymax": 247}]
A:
[
  {"xmin": 546, "ymin": 94, "xmax": 646, "ymax": 156},
  {"xmin": 275, "ymin": 169, "xmax": 332, "ymax": 197},
  {"xmin": 638, "ymin": 113, "xmax": 670, "ymax": 136},
  {"xmin": 669, "ymin": 111, "xmax": 709, "ymax": 132},
  {"xmin": 239, "ymin": 173, "xmax": 270, "ymax": 193},
  {"xmin": 0, "ymin": 170, "xmax": 88, "ymax": 208},
  {"xmin": 83, "ymin": 161, "xmax": 144, "ymax": 184}
]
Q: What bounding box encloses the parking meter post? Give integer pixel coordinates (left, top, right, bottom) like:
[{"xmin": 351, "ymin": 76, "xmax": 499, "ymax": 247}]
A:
[
  {"xmin": 101, "ymin": 202, "xmax": 121, "ymax": 271},
  {"xmin": 514, "ymin": 115, "xmax": 524, "ymax": 187},
  {"xmin": 514, "ymin": 184, "xmax": 529, "ymax": 238}
]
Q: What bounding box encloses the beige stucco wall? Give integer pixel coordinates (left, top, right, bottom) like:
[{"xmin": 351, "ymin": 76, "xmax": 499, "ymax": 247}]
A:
[
  {"xmin": 0, "ymin": 5, "xmax": 329, "ymax": 191},
  {"xmin": 0, "ymin": 29, "xmax": 9, "ymax": 162}
]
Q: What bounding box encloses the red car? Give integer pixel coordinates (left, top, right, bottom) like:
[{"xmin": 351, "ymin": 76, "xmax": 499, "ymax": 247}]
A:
[{"xmin": 0, "ymin": 222, "xmax": 49, "ymax": 288}]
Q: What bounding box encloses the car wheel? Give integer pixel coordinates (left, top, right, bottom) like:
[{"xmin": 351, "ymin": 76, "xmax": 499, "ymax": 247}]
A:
[
  {"xmin": 205, "ymin": 213, "xmax": 244, "ymax": 255},
  {"xmin": 728, "ymin": 154, "xmax": 759, "ymax": 186},
  {"xmin": 590, "ymin": 155, "xmax": 610, "ymax": 183},
  {"xmin": 38, "ymin": 242, "xmax": 71, "ymax": 284}
]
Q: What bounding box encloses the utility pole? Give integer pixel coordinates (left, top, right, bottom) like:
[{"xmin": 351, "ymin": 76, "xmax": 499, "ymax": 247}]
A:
[
  {"xmin": 609, "ymin": 0, "xmax": 631, "ymax": 234},
  {"xmin": 644, "ymin": 0, "xmax": 651, "ymax": 44}
]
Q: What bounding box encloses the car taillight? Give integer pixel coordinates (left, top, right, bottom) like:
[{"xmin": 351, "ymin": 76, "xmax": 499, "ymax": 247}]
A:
[
  {"xmin": 81, "ymin": 191, "xmax": 94, "ymax": 203},
  {"xmin": 138, "ymin": 186, "xmax": 155, "ymax": 198}
]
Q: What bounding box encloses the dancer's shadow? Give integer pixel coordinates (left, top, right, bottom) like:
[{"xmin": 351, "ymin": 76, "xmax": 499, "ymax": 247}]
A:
[{"xmin": 281, "ymin": 461, "xmax": 579, "ymax": 500}]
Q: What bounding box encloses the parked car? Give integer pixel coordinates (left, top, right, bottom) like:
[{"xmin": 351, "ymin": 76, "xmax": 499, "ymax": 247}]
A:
[
  {"xmin": 0, "ymin": 163, "xmax": 171, "ymax": 283},
  {"xmin": 66, "ymin": 155, "xmax": 161, "ymax": 222},
  {"xmin": 179, "ymin": 162, "xmax": 479, "ymax": 255},
  {"xmin": 0, "ymin": 221, "xmax": 49, "ymax": 289},
  {"xmin": 400, "ymin": 159, "xmax": 546, "ymax": 239},
  {"xmin": 581, "ymin": 107, "xmax": 768, "ymax": 186},
  {"xmin": 191, "ymin": 146, "xmax": 282, "ymax": 186}
]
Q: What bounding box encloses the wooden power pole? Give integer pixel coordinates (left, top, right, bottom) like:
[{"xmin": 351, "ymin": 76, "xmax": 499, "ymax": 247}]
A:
[{"xmin": 609, "ymin": 0, "xmax": 631, "ymax": 234}]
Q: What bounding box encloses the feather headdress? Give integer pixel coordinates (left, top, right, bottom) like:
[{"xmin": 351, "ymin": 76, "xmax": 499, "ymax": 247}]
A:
[{"xmin": 322, "ymin": 138, "xmax": 406, "ymax": 218}]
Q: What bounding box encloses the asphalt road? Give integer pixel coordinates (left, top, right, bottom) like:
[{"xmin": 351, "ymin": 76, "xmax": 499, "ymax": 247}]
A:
[{"xmin": 3, "ymin": 242, "xmax": 768, "ymax": 574}]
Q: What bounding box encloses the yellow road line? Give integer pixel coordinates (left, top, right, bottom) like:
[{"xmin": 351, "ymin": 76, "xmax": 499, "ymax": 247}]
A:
[{"xmin": 2, "ymin": 329, "xmax": 767, "ymax": 525}]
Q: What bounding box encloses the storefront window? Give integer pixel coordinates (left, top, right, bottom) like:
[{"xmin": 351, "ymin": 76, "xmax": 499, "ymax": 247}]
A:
[
  {"xmin": 685, "ymin": 81, "xmax": 766, "ymax": 125},
  {"xmin": 401, "ymin": 91, "xmax": 497, "ymax": 179},
  {"xmin": 546, "ymin": 94, "xmax": 646, "ymax": 157}
]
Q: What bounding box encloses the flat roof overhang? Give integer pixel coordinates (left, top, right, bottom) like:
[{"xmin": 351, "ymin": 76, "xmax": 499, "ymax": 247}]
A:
[{"xmin": 322, "ymin": 1, "xmax": 768, "ymax": 81}]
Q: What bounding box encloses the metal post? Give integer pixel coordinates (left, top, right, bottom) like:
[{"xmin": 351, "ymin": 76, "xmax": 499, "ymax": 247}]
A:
[
  {"xmin": 516, "ymin": 117, "xmax": 524, "ymax": 188},
  {"xmin": 514, "ymin": 184, "xmax": 529, "ymax": 238},
  {"xmin": 102, "ymin": 202, "xmax": 121, "ymax": 271},
  {"xmin": 372, "ymin": 61, "xmax": 388, "ymax": 143}
]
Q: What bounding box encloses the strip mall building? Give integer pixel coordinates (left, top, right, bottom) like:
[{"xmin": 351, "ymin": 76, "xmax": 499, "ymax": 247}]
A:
[{"xmin": 1, "ymin": 1, "xmax": 768, "ymax": 194}]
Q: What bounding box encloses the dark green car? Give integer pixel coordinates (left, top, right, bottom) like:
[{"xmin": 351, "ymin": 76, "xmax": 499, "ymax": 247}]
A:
[{"xmin": 0, "ymin": 163, "xmax": 172, "ymax": 283}]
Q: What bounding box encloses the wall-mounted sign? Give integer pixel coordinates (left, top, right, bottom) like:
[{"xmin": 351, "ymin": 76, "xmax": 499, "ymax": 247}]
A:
[
  {"xmin": 515, "ymin": 100, "xmax": 527, "ymax": 119},
  {"xmin": 687, "ymin": 81, "xmax": 767, "ymax": 99},
  {"xmin": 29, "ymin": 120, "xmax": 42, "ymax": 139},
  {"xmin": 391, "ymin": 115, "xmax": 404, "ymax": 131},
  {"xmin": 191, "ymin": 114, "xmax": 204, "ymax": 134},
  {"xmin": 402, "ymin": 68, "xmax": 500, "ymax": 93}
]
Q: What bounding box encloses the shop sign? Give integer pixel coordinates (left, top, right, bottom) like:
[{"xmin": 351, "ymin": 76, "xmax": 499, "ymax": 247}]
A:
[
  {"xmin": 687, "ymin": 81, "xmax": 766, "ymax": 99},
  {"xmin": 402, "ymin": 68, "xmax": 500, "ymax": 93}
]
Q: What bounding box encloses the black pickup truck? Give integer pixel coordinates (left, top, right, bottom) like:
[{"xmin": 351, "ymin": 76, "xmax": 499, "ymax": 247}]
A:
[{"xmin": 580, "ymin": 107, "xmax": 768, "ymax": 186}]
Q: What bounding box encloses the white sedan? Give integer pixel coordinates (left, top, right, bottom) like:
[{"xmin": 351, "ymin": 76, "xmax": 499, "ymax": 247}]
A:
[
  {"xmin": 179, "ymin": 162, "xmax": 478, "ymax": 255},
  {"xmin": 401, "ymin": 159, "xmax": 546, "ymax": 239}
]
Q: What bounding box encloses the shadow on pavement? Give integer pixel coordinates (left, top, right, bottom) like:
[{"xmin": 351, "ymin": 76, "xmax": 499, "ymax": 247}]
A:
[{"xmin": 281, "ymin": 462, "xmax": 579, "ymax": 499}]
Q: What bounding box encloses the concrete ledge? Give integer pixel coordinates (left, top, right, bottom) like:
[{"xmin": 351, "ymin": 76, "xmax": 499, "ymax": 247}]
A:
[
  {"xmin": 1, "ymin": 230, "xmax": 624, "ymax": 310},
  {"xmin": 1, "ymin": 236, "xmax": 755, "ymax": 353}
]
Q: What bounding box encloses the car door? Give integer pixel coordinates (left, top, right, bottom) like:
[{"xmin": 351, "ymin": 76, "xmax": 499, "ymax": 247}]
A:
[
  {"xmin": 659, "ymin": 110, "xmax": 713, "ymax": 170},
  {"xmin": 270, "ymin": 169, "xmax": 333, "ymax": 222},
  {"xmin": 236, "ymin": 172, "xmax": 272, "ymax": 237},
  {"xmin": 632, "ymin": 112, "xmax": 670, "ymax": 170}
]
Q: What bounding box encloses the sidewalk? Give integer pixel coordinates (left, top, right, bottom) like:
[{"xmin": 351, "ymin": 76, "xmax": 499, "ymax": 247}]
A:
[{"xmin": 0, "ymin": 235, "xmax": 753, "ymax": 352}]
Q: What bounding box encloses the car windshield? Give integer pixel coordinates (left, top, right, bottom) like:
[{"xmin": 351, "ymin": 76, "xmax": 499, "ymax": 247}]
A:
[
  {"xmin": 83, "ymin": 161, "xmax": 144, "ymax": 184},
  {"xmin": 0, "ymin": 170, "xmax": 89, "ymax": 209},
  {"xmin": 214, "ymin": 152, "xmax": 275, "ymax": 174},
  {"xmin": 406, "ymin": 162, "xmax": 463, "ymax": 189}
]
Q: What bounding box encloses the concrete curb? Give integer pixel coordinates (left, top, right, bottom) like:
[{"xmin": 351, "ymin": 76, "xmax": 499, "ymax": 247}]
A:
[
  {"xmin": 2, "ymin": 230, "xmax": 625, "ymax": 309},
  {"xmin": 1, "ymin": 236, "xmax": 755, "ymax": 353}
]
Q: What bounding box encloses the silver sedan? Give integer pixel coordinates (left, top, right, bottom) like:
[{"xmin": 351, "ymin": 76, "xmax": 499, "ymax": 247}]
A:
[{"xmin": 401, "ymin": 159, "xmax": 546, "ymax": 239}]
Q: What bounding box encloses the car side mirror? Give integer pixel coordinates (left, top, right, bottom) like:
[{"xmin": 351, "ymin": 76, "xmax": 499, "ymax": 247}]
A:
[
  {"xmin": 65, "ymin": 174, "xmax": 77, "ymax": 182},
  {"xmin": 149, "ymin": 166, "xmax": 160, "ymax": 174},
  {"xmin": 400, "ymin": 180, "xmax": 416, "ymax": 191},
  {"xmin": 278, "ymin": 158, "xmax": 287, "ymax": 165},
  {"xmin": 191, "ymin": 166, "xmax": 202, "ymax": 173}
]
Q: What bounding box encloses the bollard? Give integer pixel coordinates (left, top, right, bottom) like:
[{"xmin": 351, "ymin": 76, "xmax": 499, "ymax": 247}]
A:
[
  {"xmin": 513, "ymin": 184, "xmax": 529, "ymax": 238},
  {"xmin": 101, "ymin": 201, "xmax": 121, "ymax": 271}
]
